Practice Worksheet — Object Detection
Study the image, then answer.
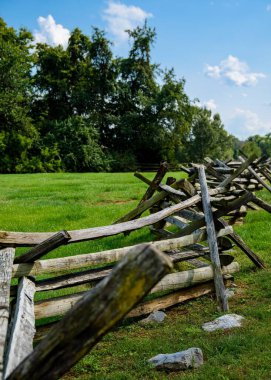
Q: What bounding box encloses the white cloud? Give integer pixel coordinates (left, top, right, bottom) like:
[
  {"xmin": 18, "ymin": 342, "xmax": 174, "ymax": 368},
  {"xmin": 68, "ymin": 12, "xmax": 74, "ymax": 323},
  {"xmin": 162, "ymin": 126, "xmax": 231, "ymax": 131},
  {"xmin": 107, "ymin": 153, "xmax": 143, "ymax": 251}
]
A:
[
  {"xmin": 204, "ymin": 99, "xmax": 217, "ymax": 112},
  {"xmin": 267, "ymin": 4, "xmax": 271, "ymax": 11},
  {"xmin": 34, "ymin": 15, "xmax": 70, "ymax": 48},
  {"xmin": 227, "ymin": 108, "xmax": 271, "ymax": 139},
  {"xmin": 197, "ymin": 99, "xmax": 217, "ymax": 113},
  {"xmin": 102, "ymin": 1, "xmax": 153, "ymax": 44},
  {"xmin": 205, "ymin": 55, "xmax": 265, "ymax": 87}
]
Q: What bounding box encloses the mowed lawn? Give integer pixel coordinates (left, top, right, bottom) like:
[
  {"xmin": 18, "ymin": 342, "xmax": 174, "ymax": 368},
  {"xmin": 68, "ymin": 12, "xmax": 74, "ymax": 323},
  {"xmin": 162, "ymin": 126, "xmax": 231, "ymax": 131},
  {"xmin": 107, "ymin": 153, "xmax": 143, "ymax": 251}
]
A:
[
  {"xmin": 1, "ymin": 172, "xmax": 271, "ymax": 380},
  {"xmin": 0, "ymin": 172, "xmax": 161, "ymax": 258}
]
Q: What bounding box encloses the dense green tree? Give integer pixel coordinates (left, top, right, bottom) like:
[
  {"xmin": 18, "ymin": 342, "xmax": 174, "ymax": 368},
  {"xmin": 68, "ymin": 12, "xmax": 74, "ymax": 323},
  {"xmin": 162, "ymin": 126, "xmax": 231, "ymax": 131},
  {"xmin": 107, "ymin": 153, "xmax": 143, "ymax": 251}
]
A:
[
  {"xmin": 181, "ymin": 107, "xmax": 233, "ymax": 162},
  {"xmin": 244, "ymin": 134, "xmax": 271, "ymax": 157},
  {"xmin": 110, "ymin": 24, "xmax": 193, "ymax": 166},
  {"xmin": 43, "ymin": 116, "xmax": 109, "ymax": 172},
  {"xmin": 0, "ymin": 18, "xmax": 36, "ymax": 172},
  {"xmin": 110, "ymin": 23, "xmax": 158, "ymax": 160},
  {"xmin": 33, "ymin": 43, "xmax": 71, "ymax": 121},
  {"xmin": 241, "ymin": 140, "xmax": 261, "ymax": 158},
  {"xmin": 155, "ymin": 69, "xmax": 192, "ymax": 163}
]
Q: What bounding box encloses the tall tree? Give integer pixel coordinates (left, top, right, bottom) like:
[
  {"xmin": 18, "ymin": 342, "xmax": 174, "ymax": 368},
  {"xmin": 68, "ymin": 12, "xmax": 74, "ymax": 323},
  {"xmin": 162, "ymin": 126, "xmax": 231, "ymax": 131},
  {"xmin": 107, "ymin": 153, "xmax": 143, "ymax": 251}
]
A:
[
  {"xmin": 33, "ymin": 43, "xmax": 71, "ymax": 121},
  {"xmin": 111, "ymin": 23, "xmax": 193, "ymax": 166},
  {"xmin": 181, "ymin": 107, "xmax": 233, "ymax": 162},
  {"xmin": 244, "ymin": 134, "xmax": 271, "ymax": 157},
  {"xmin": 0, "ymin": 18, "xmax": 38, "ymax": 172},
  {"xmin": 113, "ymin": 23, "xmax": 157, "ymax": 146}
]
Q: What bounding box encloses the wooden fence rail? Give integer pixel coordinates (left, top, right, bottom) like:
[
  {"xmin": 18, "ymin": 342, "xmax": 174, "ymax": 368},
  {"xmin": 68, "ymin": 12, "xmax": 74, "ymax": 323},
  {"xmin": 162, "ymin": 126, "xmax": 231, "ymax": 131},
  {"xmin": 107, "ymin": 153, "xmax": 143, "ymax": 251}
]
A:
[{"xmin": 7, "ymin": 244, "xmax": 172, "ymax": 380}]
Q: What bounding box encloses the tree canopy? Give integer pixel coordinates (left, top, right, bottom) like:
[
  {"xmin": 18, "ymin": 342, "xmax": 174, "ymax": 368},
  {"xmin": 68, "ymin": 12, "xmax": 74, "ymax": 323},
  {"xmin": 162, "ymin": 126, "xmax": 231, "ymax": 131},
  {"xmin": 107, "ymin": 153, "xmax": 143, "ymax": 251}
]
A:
[{"xmin": 0, "ymin": 17, "xmax": 257, "ymax": 173}]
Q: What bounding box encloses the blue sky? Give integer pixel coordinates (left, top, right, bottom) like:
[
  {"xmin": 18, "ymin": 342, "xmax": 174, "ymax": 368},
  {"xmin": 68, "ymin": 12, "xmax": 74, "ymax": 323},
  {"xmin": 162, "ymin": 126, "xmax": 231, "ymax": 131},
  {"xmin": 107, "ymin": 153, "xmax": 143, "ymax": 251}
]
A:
[{"xmin": 1, "ymin": 0, "xmax": 271, "ymax": 140}]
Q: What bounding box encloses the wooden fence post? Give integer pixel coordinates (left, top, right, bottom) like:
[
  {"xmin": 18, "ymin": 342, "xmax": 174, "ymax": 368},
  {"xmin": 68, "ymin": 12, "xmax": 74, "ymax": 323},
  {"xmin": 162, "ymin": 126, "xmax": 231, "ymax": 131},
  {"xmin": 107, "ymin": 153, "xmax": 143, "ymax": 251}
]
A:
[
  {"xmin": 0, "ymin": 248, "xmax": 15, "ymax": 380},
  {"xmin": 4, "ymin": 277, "xmax": 36, "ymax": 378},
  {"xmin": 198, "ymin": 165, "xmax": 229, "ymax": 312}
]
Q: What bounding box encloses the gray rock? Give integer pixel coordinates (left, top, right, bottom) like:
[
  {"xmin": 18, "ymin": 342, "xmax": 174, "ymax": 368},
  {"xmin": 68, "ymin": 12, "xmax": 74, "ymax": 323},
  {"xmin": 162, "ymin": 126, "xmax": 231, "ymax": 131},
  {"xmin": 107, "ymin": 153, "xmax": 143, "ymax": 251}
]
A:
[
  {"xmin": 202, "ymin": 314, "xmax": 244, "ymax": 332},
  {"xmin": 225, "ymin": 288, "xmax": 235, "ymax": 299},
  {"xmin": 140, "ymin": 311, "xmax": 166, "ymax": 324},
  {"xmin": 148, "ymin": 347, "xmax": 203, "ymax": 371}
]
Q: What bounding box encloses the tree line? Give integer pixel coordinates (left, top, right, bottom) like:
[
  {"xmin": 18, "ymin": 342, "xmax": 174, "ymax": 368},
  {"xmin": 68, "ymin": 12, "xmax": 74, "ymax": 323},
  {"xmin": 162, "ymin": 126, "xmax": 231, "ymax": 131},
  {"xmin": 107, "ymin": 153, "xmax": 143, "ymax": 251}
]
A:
[{"xmin": 0, "ymin": 18, "xmax": 269, "ymax": 173}]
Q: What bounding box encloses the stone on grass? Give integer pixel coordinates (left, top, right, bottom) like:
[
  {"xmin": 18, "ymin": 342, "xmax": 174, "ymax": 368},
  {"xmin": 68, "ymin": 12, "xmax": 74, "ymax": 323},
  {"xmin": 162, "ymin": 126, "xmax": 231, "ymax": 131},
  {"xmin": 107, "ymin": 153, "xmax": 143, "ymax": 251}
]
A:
[
  {"xmin": 140, "ymin": 311, "xmax": 166, "ymax": 324},
  {"xmin": 202, "ymin": 314, "xmax": 244, "ymax": 332},
  {"xmin": 148, "ymin": 347, "xmax": 203, "ymax": 371},
  {"xmin": 225, "ymin": 288, "xmax": 235, "ymax": 299}
]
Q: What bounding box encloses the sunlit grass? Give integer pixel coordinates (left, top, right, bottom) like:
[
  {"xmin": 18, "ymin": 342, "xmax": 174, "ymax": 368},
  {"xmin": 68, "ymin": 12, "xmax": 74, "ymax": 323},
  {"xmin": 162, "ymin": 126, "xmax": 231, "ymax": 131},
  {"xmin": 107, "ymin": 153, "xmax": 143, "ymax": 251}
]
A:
[{"xmin": 2, "ymin": 173, "xmax": 271, "ymax": 379}]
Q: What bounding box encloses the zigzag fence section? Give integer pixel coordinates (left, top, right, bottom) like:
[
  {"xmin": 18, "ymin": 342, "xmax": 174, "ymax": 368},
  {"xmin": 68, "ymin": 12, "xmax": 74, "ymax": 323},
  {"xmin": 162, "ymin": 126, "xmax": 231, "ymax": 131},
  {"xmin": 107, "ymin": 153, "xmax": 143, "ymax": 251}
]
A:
[{"xmin": 0, "ymin": 153, "xmax": 271, "ymax": 379}]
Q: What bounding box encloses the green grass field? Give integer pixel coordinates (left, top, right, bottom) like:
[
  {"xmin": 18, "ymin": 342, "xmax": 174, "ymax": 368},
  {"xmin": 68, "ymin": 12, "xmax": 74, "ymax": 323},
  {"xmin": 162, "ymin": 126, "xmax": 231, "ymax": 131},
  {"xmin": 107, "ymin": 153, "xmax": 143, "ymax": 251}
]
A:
[{"xmin": 1, "ymin": 172, "xmax": 271, "ymax": 380}]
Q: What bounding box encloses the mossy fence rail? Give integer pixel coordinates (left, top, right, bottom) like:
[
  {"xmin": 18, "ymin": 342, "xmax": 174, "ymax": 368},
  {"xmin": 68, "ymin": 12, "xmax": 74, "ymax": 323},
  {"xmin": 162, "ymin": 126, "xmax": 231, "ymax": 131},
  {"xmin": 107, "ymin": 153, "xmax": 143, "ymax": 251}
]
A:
[{"xmin": 0, "ymin": 153, "xmax": 271, "ymax": 379}]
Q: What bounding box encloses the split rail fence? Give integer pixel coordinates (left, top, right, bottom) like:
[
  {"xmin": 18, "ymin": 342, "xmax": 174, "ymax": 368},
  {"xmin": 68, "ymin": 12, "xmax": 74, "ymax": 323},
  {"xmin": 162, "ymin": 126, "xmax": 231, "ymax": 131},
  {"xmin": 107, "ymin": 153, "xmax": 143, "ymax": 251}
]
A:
[{"xmin": 0, "ymin": 153, "xmax": 271, "ymax": 379}]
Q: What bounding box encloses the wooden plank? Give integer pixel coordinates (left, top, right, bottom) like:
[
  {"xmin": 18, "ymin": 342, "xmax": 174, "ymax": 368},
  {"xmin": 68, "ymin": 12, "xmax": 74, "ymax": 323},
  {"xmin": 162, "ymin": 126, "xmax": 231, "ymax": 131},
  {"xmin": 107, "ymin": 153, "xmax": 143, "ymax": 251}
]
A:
[
  {"xmin": 251, "ymin": 195, "xmax": 271, "ymax": 213},
  {"xmin": 34, "ymin": 262, "xmax": 239, "ymax": 320},
  {"xmin": 186, "ymin": 259, "xmax": 209, "ymax": 268},
  {"xmin": 239, "ymin": 156, "xmax": 271, "ymax": 193},
  {"xmin": 217, "ymin": 218, "xmax": 265, "ymax": 269},
  {"xmin": 12, "ymin": 227, "xmax": 232, "ymax": 278},
  {"xmin": 149, "ymin": 227, "xmax": 173, "ymax": 238},
  {"xmin": 137, "ymin": 162, "xmax": 168, "ymax": 205},
  {"xmin": 173, "ymin": 192, "xmax": 254, "ymax": 239},
  {"xmin": 260, "ymin": 168, "xmax": 271, "ymax": 183},
  {"xmin": 177, "ymin": 209, "xmax": 204, "ymax": 221},
  {"xmin": 34, "ymin": 293, "xmax": 84, "ymax": 319},
  {"xmin": 0, "ymin": 186, "xmax": 226, "ymax": 247},
  {"xmin": 198, "ymin": 165, "xmax": 228, "ymax": 311},
  {"xmin": 179, "ymin": 165, "xmax": 193, "ymax": 175},
  {"xmin": 115, "ymin": 178, "xmax": 198, "ymax": 224},
  {"xmin": 14, "ymin": 230, "xmax": 71, "ymax": 264},
  {"xmin": 128, "ymin": 277, "xmax": 233, "ymax": 318},
  {"xmin": 11, "ymin": 267, "xmax": 113, "ymax": 295},
  {"xmin": 0, "ymin": 248, "xmax": 15, "ymax": 380},
  {"xmin": 228, "ymin": 205, "xmax": 247, "ymax": 225},
  {"xmin": 134, "ymin": 172, "xmax": 183, "ymax": 204},
  {"xmin": 177, "ymin": 179, "xmax": 197, "ymax": 197},
  {"xmin": 167, "ymin": 250, "xmax": 209, "ymax": 263},
  {"xmin": 214, "ymin": 158, "xmax": 231, "ymax": 169},
  {"xmin": 219, "ymin": 155, "xmax": 256, "ymax": 188},
  {"xmin": 114, "ymin": 178, "xmax": 185, "ymax": 224},
  {"xmin": 151, "ymin": 261, "xmax": 239, "ymax": 294},
  {"xmin": 159, "ymin": 184, "xmax": 186, "ymax": 197},
  {"xmin": 213, "ymin": 167, "xmax": 233, "ymax": 174},
  {"xmin": 7, "ymin": 244, "xmax": 173, "ymax": 380},
  {"xmin": 11, "ymin": 249, "xmax": 213, "ymax": 295},
  {"xmin": 34, "ymin": 276, "xmax": 234, "ymax": 342},
  {"xmin": 165, "ymin": 215, "xmax": 188, "ymax": 229},
  {"xmin": 4, "ymin": 277, "xmax": 36, "ymax": 378},
  {"xmin": 204, "ymin": 163, "xmax": 225, "ymax": 181}
]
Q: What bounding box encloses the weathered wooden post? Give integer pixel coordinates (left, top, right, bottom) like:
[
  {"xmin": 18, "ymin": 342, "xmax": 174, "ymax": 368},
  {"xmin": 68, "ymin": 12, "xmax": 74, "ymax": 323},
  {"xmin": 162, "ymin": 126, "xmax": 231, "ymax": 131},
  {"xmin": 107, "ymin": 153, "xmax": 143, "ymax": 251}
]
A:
[
  {"xmin": 0, "ymin": 248, "xmax": 15, "ymax": 380},
  {"xmin": 198, "ymin": 165, "xmax": 229, "ymax": 312},
  {"xmin": 4, "ymin": 277, "xmax": 36, "ymax": 378}
]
